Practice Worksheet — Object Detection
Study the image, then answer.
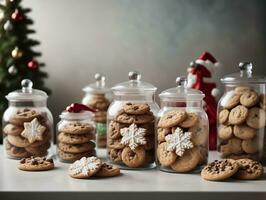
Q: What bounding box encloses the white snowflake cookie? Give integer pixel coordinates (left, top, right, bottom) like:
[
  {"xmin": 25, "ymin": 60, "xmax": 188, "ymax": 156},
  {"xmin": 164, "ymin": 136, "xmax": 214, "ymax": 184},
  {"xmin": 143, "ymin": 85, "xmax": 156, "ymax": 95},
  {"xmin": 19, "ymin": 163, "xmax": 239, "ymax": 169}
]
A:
[
  {"xmin": 120, "ymin": 123, "xmax": 146, "ymax": 151},
  {"xmin": 68, "ymin": 156, "xmax": 102, "ymax": 179},
  {"xmin": 165, "ymin": 127, "xmax": 193, "ymax": 157},
  {"xmin": 21, "ymin": 118, "xmax": 46, "ymax": 143}
]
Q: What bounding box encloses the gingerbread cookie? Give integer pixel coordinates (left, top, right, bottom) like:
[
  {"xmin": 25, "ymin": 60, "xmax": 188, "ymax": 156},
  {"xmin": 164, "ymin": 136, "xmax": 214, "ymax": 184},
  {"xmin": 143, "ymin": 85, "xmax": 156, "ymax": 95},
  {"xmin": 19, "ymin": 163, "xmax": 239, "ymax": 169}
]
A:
[
  {"xmin": 201, "ymin": 159, "xmax": 239, "ymax": 181},
  {"xmin": 246, "ymin": 107, "xmax": 266, "ymax": 129},
  {"xmin": 58, "ymin": 132, "xmax": 94, "ymax": 144},
  {"xmin": 218, "ymin": 109, "xmax": 229, "ymax": 124},
  {"xmin": 240, "ymin": 91, "xmax": 259, "ymax": 108},
  {"xmin": 68, "ymin": 157, "xmax": 102, "ymax": 179},
  {"xmin": 3, "ymin": 123, "xmax": 23, "ymax": 136},
  {"xmin": 223, "ymin": 94, "xmax": 240, "ymax": 109},
  {"xmin": 241, "ymin": 138, "xmax": 258, "ymax": 154},
  {"xmin": 95, "ymin": 163, "xmax": 120, "ymax": 177},
  {"xmin": 179, "ymin": 113, "xmax": 199, "ymax": 128},
  {"xmin": 233, "ymin": 125, "xmax": 256, "ymax": 140},
  {"xmin": 233, "ymin": 159, "xmax": 264, "ymax": 180},
  {"xmin": 218, "ymin": 125, "xmax": 233, "ymax": 140},
  {"xmin": 121, "ymin": 146, "xmax": 146, "ymax": 168},
  {"xmin": 59, "ymin": 122, "xmax": 94, "ymax": 134},
  {"xmin": 58, "ymin": 141, "xmax": 95, "ymax": 153},
  {"xmin": 158, "ymin": 110, "xmax": 187, "ymax": 128},
  {"xmin": 228, "ymin": 105, "xmax": 248, "ymax": 125},
  {"xmin": 123, "ymin": 103, "xmax": 150, "ymax": 115},
  {"xmin": 18, "ymin": 156, "xmax": 54, "ymax": 171},
  {"xmin": 157, "ymin": 142, "xmax": 177, "ymax": 167}
]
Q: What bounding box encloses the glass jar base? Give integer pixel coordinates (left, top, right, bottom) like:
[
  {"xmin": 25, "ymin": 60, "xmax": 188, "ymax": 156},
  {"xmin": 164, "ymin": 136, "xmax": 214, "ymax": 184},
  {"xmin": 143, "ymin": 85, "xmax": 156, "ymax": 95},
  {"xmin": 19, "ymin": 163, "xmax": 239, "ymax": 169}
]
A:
[
  {"xmin": 108, "ymin": 160, "xmax": 156, "ymax": 170},
  {"xmin": 158, "ymin": 165, "xmax": 203, "ymax": 174}
]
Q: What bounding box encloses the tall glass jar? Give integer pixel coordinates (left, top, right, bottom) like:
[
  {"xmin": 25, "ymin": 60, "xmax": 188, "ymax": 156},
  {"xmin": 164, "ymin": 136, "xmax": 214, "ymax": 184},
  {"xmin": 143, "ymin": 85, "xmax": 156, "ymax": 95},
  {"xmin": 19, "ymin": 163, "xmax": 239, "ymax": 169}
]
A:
[
  {"xmin": 107, "ymin": 71, "xmax": 159, "ymax": 169},
  {"xmin": 82, "ymin": 73, "xmax": 111, "ymax": 148},
  {"xmin": 57, "ymin": 110, "xmax": 96, "ymax": 162},
  {"xmin": 157, "ymin": 77, "xmax": 208, "ymax": 173},
  {"xmin": 217, "ymin": 62, "xmax": 266, "ymax": 161},
  {"xmin": 3, "ymin": 79, "xmax": 53, "ymax": 159}
]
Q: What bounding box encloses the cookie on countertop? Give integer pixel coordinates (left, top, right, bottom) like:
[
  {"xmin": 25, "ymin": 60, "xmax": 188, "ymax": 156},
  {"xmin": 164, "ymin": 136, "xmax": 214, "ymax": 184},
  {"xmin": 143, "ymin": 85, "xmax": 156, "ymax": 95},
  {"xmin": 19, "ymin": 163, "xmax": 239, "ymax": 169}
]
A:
[
  {"xmin": 233, "ymin": 159, "xmax": 264, "ymax": 180},
  {"xmin": 17, "ymin": 156, "xmax": 54, "ymax": 171},
  {"xmin": 158, "ymin": 110, "xmax": 187, "ymax": 128},
  {"xmin": 95, "ymin": 163, "xmax": 120, "ymax": 177}
]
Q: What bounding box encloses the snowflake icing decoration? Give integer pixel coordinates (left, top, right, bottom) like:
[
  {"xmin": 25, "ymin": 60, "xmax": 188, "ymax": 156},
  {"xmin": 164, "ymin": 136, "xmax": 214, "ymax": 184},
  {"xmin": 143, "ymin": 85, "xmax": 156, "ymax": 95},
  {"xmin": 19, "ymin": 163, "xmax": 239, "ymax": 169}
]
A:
[
  {"xmin": 21, "ymin": 118, "xmax": 46, "ymax": 143},
  {"xmin": 165, "ymin": 127, "xmax": 193, "ymax": 157},
  {"xmin": 69, "ymin": 157, "xmax": 100, "ymax": 175},
  {"xmin": 120, "ymin": 123, "xmax": 146, "ymax": 151}
]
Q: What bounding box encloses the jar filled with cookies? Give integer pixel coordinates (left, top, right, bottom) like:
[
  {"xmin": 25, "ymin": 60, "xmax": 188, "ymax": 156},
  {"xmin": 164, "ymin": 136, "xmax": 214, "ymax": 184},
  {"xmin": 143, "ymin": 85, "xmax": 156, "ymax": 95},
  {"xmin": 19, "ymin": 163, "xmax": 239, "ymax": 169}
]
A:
[
  {"xmin": 3, "ymin": 79, "xmax": 53, "ymax": 159},
  {"xmin": 157, "ymin": 76, "xmax": 208, "ymax": 173},
  {"xmin": 107, "ymin": 71, "xmax": 159, "ymax": 169},
  {"xmin": 82, "ymin": 73, "xmax": 111, "ymax": 148},
  {"xmin": 57, "ymin": 103, "xmax": 96, "ymax": 162},
  {"xmin": 218, "ymin": 62, "xmax": 266, "ymax": 161}
]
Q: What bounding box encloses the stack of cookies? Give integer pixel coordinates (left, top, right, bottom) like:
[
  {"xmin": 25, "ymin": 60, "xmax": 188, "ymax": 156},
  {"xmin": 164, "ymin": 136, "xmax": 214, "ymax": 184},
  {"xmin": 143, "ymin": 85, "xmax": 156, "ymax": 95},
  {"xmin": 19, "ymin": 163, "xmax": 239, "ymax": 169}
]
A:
[
  {"xmin": 3, "ymin": 109, "xmax": 52, "ymax": 159},
  {"xmin": 57, "ymin": 121, "xmax": 96, "ymax": 162},
  {"xmin": 218, "ymin": 86, "xmax": 266, "ymax": 160},
  {"xmin": 157, "ymin": 110, "xmax": 208, "ymax": 172},
  {"xmin": 107, "ymin": 103, "xmax": 155, "ymax": 168},
  {"xmin": 85, "ymin": 93, "xmax": 110, "ymax": 148}
]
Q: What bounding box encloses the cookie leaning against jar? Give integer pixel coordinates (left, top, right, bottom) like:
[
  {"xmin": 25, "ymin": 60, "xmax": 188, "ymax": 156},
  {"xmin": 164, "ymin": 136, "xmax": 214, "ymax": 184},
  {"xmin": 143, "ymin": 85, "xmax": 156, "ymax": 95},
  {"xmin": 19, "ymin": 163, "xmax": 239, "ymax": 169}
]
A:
[
  {"xmin": 3, "ymin": 108, "xmax": 52, "ymax": 159},
  {"xmin": 107, "ymin": 103, "xmax": 156, "ymax": 168},
  {"xmin": 157, "ymin": 109, "xmax": 208, "ymax": 173},
  {"xmin": 57, "ymin": 104, "xmax": 96, "ymax": 162}
]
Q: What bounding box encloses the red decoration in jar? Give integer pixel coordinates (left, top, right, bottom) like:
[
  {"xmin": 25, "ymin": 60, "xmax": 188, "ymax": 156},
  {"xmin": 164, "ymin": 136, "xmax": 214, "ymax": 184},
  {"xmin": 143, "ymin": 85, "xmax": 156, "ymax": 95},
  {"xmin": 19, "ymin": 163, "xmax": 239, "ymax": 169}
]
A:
[
  {"xmin": 66, "ymin": 103, "xmax": 96, "ymax": 113},
  {"xmin": 27, "ymin": 59, "xmax": 39, "ymax": 70},
  {"xmin": 11, "ymin": 9, "xmax": 24, "ymax": 22}
]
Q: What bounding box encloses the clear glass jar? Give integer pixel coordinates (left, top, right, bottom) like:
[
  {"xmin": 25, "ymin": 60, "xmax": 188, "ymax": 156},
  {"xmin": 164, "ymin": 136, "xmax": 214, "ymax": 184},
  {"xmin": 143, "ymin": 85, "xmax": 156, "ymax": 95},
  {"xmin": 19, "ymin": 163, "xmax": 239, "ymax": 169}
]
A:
[
  {"xmin": 157, "ymin": 76, "xmax": 208, "ymax": 173},
  {"xmin": 3, "ymin": 79, "xmax": 53, "ymax": 159},
  {"xmin": 107, "ymin": 71, "xmax": 159, "ymax": 169},
  {"xmin": 217, "ymin": 62, "xmax": 266, "ymax": 161},
  {"xmin": 82, "ymin": 73, "xmax": 111, "ymax": 148},
  {"xmin": 57, "ymin": 110, "xmax": 96, "ymax": 163}
]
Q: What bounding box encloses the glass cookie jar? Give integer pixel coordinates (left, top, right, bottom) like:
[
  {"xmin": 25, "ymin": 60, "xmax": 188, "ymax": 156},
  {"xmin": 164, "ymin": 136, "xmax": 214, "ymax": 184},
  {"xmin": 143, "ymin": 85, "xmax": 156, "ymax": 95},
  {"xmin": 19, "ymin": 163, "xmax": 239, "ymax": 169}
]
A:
[
  {"xmin": 217, "ymin": 62, "xmax": 266, "ymax": 161},
  {"xmin": 82, "ymin": 73, "xmax": 111, "ymax": 148},
  {"xmin": 3, "ymin": 79, "xmax": 53, "ymax": 159},
  {"xmin": 156, "ymin": 76, "xmax": 209, "ymax": 173},
  {"xmin": 57, "ymin": 110, "xmax": 96, "ymax": 163},
  {"xmin": 107, "ymin": 71, "xmax": 159, "ymax": 169}
]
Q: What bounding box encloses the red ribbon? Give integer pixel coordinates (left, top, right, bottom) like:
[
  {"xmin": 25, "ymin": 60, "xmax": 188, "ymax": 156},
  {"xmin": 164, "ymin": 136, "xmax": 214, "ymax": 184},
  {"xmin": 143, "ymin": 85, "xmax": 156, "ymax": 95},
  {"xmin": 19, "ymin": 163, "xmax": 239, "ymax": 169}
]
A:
[{"xmin": 66, "ymin": 103, "xmax": 96, "ymax": 113}]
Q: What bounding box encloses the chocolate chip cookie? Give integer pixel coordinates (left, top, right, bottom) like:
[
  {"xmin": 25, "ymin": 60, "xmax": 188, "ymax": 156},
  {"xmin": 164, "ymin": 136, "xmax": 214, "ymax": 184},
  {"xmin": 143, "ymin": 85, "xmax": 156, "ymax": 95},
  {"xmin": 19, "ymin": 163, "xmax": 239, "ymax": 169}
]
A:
[
  {"xmin": 158, "ymin": 110, "xmax": 187, "ymax": 128},
  {"xmin": 18, "ymin": 156, "xmax": 54, "ymax": 171},
  {"xmin": 233, "ymin": 159, "xmax": 264, "ymax": 180}
]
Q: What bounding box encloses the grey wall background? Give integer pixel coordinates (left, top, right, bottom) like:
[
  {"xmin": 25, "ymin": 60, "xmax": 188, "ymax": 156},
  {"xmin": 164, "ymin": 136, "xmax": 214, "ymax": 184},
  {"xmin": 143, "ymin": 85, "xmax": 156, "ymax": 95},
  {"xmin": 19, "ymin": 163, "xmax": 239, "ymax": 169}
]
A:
[{"xmin": 22, "ymin": 0, "xmax": 266, "ymax": 122}]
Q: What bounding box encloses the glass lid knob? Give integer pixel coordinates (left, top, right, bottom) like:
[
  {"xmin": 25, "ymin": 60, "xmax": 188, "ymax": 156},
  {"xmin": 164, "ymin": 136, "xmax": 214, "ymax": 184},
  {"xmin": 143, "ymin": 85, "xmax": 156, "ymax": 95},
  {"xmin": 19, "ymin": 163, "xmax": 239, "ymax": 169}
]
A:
[
  {"xmin": 176, "ymin": 76, "xmax": 187, "ymax": 87},
  {"xmin": 94, "ymin": 73, "xmax": 105, "ymax": 81},
  {"xmin": 21, "ymin": 79, "xmax": 33, "ymax": 93},
  {"xmin": 128, "ymin": 71, "xmax": 141, "ymax": 81},
  {"xmin": 239, "ymin": 62, "xmax": 253, "ymax": 78}
]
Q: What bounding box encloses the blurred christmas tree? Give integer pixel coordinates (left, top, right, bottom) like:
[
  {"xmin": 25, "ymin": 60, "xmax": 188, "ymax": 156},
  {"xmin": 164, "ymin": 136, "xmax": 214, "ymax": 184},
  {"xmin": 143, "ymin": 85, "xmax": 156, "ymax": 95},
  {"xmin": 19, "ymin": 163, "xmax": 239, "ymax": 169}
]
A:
[{"xmin": 0, "ymin": 0, "xmax": 50, "ymax": 138}]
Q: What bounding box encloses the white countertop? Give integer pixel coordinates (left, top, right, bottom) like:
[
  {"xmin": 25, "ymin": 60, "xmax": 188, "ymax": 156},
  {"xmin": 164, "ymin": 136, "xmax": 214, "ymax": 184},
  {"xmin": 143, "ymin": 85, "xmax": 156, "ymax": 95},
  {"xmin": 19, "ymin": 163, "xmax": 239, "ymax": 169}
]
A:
[{"xmin": 0, "ymin": 146, "xmax": 266, "ymax": 200}]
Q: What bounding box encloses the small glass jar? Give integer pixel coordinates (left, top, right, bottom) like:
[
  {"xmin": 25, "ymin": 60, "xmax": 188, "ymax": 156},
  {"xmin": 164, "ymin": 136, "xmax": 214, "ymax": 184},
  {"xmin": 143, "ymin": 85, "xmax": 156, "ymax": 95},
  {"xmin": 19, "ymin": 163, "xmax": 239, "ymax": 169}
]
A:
[
  {"xmin": 82, "ymin": 73, "xmax": 111, "ymax": 148},
  {"xmin": 217, "ymin": 62, "xmax": 266, "ymax": 161},
  {"xmin": 3, "ymin": 79, "xmax": 53, "ymax": 159},
  {"xmin": 57, "ymin": 110, "xmax": 96, "ymax": 162},
  {"xmin": 107, "ymin": 71, "xmax": 159, "ymax": 169},
  {"xmin": 157, "ymin": 76, "xmax": 208, "ymax": 173}
]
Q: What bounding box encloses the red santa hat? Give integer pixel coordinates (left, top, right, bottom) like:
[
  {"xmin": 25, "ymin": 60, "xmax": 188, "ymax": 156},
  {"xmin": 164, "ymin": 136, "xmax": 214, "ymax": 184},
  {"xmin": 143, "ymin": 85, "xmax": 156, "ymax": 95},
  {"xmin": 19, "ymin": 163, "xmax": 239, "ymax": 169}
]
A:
[{"xmin": 194, "ymin": 52, "xmax": 221, "ymax": 73}]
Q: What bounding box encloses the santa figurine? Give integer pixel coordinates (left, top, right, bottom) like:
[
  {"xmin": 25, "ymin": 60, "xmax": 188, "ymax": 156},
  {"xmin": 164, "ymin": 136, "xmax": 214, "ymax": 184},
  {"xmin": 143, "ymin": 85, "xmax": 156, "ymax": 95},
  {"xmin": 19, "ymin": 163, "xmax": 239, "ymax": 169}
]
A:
[{"xmin": 187, "ymin": 52, "xmax": 221, "ymax": 150}]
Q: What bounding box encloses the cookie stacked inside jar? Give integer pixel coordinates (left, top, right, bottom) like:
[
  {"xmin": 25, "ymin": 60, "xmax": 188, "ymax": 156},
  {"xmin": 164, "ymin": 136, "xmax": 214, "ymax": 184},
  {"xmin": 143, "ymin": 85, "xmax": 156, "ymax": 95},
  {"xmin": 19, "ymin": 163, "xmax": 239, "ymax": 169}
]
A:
[{"xmin": 57, "ymin": 109, "xmax": 96, "ymax": 162}]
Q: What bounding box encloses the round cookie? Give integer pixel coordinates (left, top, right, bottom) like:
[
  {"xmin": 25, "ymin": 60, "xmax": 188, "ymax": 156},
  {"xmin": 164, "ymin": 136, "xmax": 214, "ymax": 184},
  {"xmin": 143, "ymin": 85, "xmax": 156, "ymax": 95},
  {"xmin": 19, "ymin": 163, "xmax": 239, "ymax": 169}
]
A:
[
  {"xmin": 108, "ymin": 149, "xmax": 122, "ymax": 162},
  {"xmin": 58, "ymin": 141, "xmax": 95, "ymax": 153},
  {"xmin": 4, "ymin": 139, "xmax": 30, "ymax": 158},
  {"xmin": 25, "ymin": 142, "xmax": 50, "ymax": 156},
  {"xmin": 58, "ymin": 132, "xmax": 94, "ymax": 144},
  {"xmin": 218, "ymin": 125, "xmax": 233, "ymax": 140},
  {"xmin": 9, "ymin": 109, "xmax": 42, "ymax": 126},
  {"xmin": 121, "ymin": 146, "xmax": 146, "ymax": 168},
  {"xmin": 228, "ymin": 105, "xmax": 248, "ymax": 125},
  {"xmin": 59, "ymin": 122, "xmax": 94, "ymax": 134},
  {"xmin": 171, "ymin": 147, "xmax": 201, "ymax": 172},
  {"xmin": 201, "ymin": 159, "xmax": 240, "ymax": 181},
  {"xmin": 179, "ymin": 113, "xmax": 199, "ymax": 128},
  {"xmin": 68, "ymin": 157, "xmax": 102, "ymax": 179},
  {"xmin": 95, "ymin": 163, "xmax": 120, "ymax": 177},
  {"xmin": 123, "ymin": 103, "xmax": 150, "ymax": 115},
  {"xmin": 157, "ymin": 128, "xmax": 170, "ymax": 143},
  {"xmin": 233, "ymin": 125, "xmax": 256, "ymax": 140},
  {"xmin": 220, "ymin": 138, "xmax": 242, "ymax": 155},
  {"xmin": 7, "ymin": 135, "xmax": 30, "ymax": 148},
  {"xmin": 115, "ymin": 113, "xmax": 154, "ymax": 124},
  {"xmin": 3, "ymin": 124, "xmax": 23, "ymax": 136},
  {"xmin": 18, "ymin": 156, "xmax": 54, "ymax": 171},
  {"xmin": 58, "ymin": 149, "xmax": 96, "ymax": 162},
  {"xmin": 241, "ymin": 138, "xmax": 258, "ymax": 154},
  {"xmin": 108, "ymin": 138, "xmax": 125, "ymax": 150},
  {"xmin": 27, "ymin": 132, "xmax": 51, "ymax": 148},
  {"xmin": 189, "ymin": 122, "xmax": 208, "ymax": 146},
  {"xmin": 234, "ymin": 86, "xmax": 251, "ymax": 95},
  {"xmin": 158, "ymin": 110, "xmax": 187, "ymax": 128},
  {"xmin": 157, "ymin": 142, "xmax": 177, "ymax": 167},
  {"xmin": 223, "ymin": 94, "xmax": 240, "ymax": 109},
  {"xmin": 246, "ymin": 107, "xmax": 266, "ymax": 129},
  {"xmin": 108, "ymin": 120, "xmax": 126, "ymax": 139},
  {"xmin": 233, "ymin": 159, "xmax": 264, "ymax": 180},
  {"xmin": 240, "ymin": 91, "xmax": 259, "ymax": 108},
  {"xmin": 218, "ymin": 109, "xmax": 229, "ymax": 124}
]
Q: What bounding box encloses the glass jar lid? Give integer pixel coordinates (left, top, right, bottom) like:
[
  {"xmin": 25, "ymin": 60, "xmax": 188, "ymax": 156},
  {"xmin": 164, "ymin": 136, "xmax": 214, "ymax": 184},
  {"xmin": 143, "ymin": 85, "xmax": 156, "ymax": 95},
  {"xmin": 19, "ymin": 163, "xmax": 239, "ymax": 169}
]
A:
[
  {"xmin": 159, "ymin": 76, "xmax": 205, "ymax": 101},
  {"xmin": 82, "ymin": 73, "xmax": 111, "ymax": 94},
  {"xmin": 6, "ymin": 79, "xmax": 48, "ymax": 102},
  {"xmin": 111, "ymin": 71, "xmax": 157, "ymax": 95},
  {"xmin": 221, "ymin": 62, "xmax": 266, "ymax": 84}
]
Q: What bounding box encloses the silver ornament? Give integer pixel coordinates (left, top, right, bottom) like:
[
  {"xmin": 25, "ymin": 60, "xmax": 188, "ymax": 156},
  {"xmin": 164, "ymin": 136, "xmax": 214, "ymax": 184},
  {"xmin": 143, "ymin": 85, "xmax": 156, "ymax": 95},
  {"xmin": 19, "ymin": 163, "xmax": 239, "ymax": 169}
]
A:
[
  {"xmin": 8, "ymin": 65, "xmax": 17, "ymax": 75},
  {"xmin": 3, "ymin": 20, "xmax": 13, "ymax": 32}
]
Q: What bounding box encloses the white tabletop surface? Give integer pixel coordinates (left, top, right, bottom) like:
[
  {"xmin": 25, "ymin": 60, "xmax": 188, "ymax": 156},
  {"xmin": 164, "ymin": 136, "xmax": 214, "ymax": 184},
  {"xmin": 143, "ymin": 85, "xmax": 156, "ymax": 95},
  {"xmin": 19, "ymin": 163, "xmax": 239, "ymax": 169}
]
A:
[{"xmin": 0, "ymin": 146, "xmax": 266, "ymax": 200}]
